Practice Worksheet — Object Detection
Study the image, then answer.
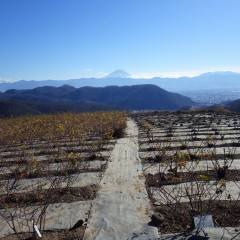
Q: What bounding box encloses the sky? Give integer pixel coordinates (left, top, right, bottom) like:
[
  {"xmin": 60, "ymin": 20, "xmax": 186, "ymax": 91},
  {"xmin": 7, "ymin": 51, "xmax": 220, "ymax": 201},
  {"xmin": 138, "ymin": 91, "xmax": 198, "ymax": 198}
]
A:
[{"xmin": 0, "ymin": 0, "xmax": 240, "ymax": 81}]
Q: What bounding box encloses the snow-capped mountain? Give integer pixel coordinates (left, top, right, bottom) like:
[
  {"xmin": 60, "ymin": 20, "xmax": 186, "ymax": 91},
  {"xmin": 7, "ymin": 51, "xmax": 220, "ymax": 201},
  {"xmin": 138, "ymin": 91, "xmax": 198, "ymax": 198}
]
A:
[{"xmin": 104, "ymin": 69, "xmax": 131, "ymax": 78}]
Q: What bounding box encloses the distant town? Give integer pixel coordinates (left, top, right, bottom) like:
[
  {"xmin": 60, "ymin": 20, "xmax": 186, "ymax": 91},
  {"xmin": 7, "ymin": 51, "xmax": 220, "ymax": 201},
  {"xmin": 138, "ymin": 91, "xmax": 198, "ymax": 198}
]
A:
[{"xmin": 180, "ymin": 88, "xmax": 240, "ymax": 106}]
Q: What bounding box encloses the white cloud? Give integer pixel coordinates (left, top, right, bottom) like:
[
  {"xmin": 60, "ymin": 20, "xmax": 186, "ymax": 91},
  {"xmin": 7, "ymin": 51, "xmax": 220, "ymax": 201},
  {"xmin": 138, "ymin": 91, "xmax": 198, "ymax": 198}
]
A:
[{"xmin": 0, "ymin": 77, "xmax": 16, "ymax": 83}]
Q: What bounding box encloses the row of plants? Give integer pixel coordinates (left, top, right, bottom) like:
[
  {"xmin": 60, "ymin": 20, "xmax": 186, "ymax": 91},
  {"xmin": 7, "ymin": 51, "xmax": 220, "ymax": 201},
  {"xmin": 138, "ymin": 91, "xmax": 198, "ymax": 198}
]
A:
[
  {"xmin": 0, "ymin": 111, "xmax": 127, "ymax": 239},
  {"xmin": 134, "ymin": 111, "xmax": 240, "ymax": 234},
  {"xmin": 0, "ymin": 111, "xmax": 126, "ymax": 144}
]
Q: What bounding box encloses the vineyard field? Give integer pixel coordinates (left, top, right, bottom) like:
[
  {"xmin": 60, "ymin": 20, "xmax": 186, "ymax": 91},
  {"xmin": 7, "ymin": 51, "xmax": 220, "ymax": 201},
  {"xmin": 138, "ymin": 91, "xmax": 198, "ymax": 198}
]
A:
[
  {"xmin": 1, "ymin": 110, "xmax": 240, "ymax": 239},
  {"xmin": 0, "ymin": 111, "xmax": 126, "ymax": 239},
  {"xmin": 134, "ymin": 110, "xmax": 240, "ymax": 236}
]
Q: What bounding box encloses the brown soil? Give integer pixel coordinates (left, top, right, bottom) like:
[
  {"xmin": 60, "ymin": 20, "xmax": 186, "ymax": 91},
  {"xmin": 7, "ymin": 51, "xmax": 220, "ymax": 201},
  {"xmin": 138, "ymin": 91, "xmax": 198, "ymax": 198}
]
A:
[
  {"xmin": 141, "ymin": 153, "xmax": 240, "ymax": 164},
  {"xmin": 139, "ymin": 135, "xmax": 240, "ymax": 144},
  {"xmin": 139, "ymin": 143, "xmax": 240, "ymax": 152},
  {"xmin": 0, "ymin": 167, "xmax": 104, "ymax": 180},
  {"xmin": 0, "ymin": 226, "xmax": 85, "ymax": 240},
  {"xmin": 154, "ymin": 201, "xmax": 240, "ymax": 234},
  {"xmin": 0, "ymin": 185, "xmax": 98, "ymax": 209},
  {"xmin": 146, "ymin": 170, "xmax": 240, "ymax": 187},
  {"xmin": 0, "ymin": 155, "xmax": 106, "ymax": 168}
]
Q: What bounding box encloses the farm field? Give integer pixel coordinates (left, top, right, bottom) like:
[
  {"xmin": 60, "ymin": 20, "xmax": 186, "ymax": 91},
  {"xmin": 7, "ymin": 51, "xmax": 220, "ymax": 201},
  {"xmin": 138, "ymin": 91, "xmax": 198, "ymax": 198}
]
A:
[
  {"xmin": 0, "ymin": 112, "xmax": 127, "ymax": 239},
  {"xmin": 134, "ymin": 110, "xmax": 240, "ymax": 236},
  {"xmin": 1, "ymin": 110, "xmax": 240, "ymax": 239}
]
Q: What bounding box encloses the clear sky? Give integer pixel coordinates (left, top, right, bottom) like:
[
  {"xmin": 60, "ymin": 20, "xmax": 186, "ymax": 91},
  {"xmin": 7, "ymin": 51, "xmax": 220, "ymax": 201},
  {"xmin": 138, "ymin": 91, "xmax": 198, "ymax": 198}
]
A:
[{"xmin": 0, "ymin": 0, "xmax": 240, "ymax": 81}]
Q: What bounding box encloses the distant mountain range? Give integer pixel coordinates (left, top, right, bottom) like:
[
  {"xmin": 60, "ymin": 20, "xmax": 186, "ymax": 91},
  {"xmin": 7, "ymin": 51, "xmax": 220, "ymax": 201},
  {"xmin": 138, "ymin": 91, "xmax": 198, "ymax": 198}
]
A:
[
  {"xmin": 0, "ymin": 84, "xmax": 194, "ymax": 117},
  {"xmin": 1, "ymin": 71, "xmax": 240, "ymax": 92}
]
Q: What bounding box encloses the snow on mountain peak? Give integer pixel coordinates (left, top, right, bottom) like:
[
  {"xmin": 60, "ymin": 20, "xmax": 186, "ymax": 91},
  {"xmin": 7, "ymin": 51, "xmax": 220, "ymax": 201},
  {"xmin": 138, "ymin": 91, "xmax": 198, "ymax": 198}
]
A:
[{"xmin": 104, "ymin": 69, "xmax": 131, "ymax": 78}]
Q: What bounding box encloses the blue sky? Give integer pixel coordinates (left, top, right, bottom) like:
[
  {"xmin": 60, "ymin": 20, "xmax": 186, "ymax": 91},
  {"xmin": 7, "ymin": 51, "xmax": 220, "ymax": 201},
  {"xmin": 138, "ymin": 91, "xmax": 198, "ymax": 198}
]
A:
[{"xmin": 0, "ymin": 0, "xmax": 240, "ymax": 81}]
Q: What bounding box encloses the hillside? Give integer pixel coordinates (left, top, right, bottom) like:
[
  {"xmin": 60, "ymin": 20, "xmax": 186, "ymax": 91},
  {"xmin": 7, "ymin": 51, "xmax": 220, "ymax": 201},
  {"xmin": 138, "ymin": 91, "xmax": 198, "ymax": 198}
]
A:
[
  {"xmin": 0, "ymin": 100, "xmax": 112, "ymax": 117},
  {"xmin": 225, "ymin": 99, "xmax": 240, "ymax": 112},
  {"xmin": 64, "ymin": 85, "xmax": 194, "ymax": 110},
  {"xmin": 0, "ymin": 84, "xmax": 194, "ymax": 116}
]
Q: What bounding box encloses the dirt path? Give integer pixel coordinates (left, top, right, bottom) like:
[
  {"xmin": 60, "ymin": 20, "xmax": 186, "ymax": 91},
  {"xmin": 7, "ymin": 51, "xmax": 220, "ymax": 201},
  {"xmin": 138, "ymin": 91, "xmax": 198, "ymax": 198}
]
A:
[{"xmin": 84, "ymin": 119, "xmax": 160, "ymax": 240}]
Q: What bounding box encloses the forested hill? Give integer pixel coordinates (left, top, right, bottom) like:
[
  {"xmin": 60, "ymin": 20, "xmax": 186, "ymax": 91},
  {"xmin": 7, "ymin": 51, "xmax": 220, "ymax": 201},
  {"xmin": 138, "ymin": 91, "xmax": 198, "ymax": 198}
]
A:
[
  {"xmin": 225, "ymin": 99, "xmax": 240, "ymax": 112},
  {"xmin": 0, "ymin": 84, "xmax": 195, "ymax": 117}
]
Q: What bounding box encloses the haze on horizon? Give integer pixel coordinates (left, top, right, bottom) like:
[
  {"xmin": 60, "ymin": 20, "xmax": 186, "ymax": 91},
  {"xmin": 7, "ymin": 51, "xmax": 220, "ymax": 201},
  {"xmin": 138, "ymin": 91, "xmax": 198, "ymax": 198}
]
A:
[{"xmin": 0, "ymin": 0, "xmax": 240, "ymax": 82}]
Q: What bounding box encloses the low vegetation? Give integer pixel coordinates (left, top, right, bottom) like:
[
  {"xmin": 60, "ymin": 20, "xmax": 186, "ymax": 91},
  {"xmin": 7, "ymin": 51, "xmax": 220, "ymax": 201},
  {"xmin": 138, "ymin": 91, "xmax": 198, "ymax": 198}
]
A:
[
  {"xmin": 133, "ymin": 110, "xmax": 240, "ymax": 233},
  {"xmin": 2, "ymin": 108, "xmax": 240, "ymax": 238},
  {"xmin": 0, "ymin": 111, "xmax": 127, "ymax": 239}
]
